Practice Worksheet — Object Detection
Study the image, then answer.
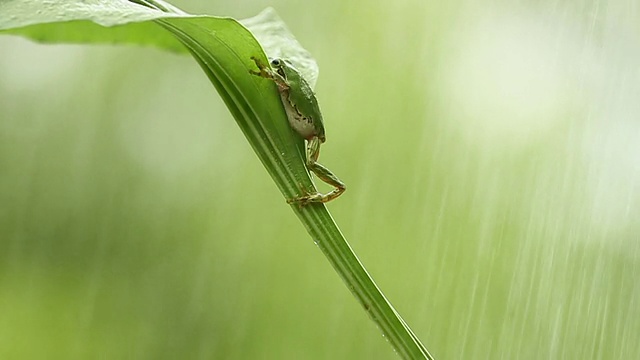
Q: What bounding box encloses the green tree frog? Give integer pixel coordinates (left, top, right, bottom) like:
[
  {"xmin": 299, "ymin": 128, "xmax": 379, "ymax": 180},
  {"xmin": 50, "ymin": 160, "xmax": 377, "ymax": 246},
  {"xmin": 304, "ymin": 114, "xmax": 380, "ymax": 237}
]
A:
[{"xmin": 250, "ymin": 56, "xmax": 346, "ymax": 205}]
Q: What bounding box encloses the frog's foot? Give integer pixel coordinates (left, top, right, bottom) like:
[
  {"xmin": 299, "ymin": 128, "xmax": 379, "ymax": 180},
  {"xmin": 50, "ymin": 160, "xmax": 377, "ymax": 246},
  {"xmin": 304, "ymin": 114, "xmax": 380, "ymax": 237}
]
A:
[
  {"xmin": 249, "ymin": 56, "xmax": 269, "ymax": 77},
  {"xmin": 286, "ymin": 192, "xmax": 323, "ymax": 206},
  {"xmin": 249, "ymin": 56, "xmax": 289, "ymax": 90},
  {"xmin": 286, "ymin": 187, "xmax": 345, "ymax": 206},
  {"xmin": 250, "ymin": 56, "xmax": 266, "ymax": 70}
]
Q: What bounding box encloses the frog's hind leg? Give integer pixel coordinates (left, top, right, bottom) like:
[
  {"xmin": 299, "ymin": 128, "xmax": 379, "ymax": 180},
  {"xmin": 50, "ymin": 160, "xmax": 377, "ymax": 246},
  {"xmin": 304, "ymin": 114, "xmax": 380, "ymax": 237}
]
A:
[{"xmin": 287, "ymin": 136, "xmax": 346, "ymax": 205}]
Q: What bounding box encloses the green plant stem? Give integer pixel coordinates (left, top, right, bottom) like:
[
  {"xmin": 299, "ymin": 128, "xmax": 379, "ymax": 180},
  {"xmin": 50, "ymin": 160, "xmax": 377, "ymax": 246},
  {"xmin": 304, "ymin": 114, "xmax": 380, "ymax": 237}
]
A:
[
  {"xmin": 156, "ymin": 15, "xmax": 435, "ymax": 360},
  {"xmin": 293, "ymin": 206, "xmax": 434, "ymax": 360},
  {"xmin": 0, "ymin": 0, "xmax": 435, "ymax": 356}
]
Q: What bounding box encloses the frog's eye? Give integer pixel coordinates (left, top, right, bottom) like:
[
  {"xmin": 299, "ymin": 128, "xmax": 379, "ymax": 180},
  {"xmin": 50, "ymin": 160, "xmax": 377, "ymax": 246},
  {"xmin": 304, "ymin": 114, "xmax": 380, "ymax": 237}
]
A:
[{"xmin": 270, "ymin": 59, "xmax": 282, "ymax": 67}]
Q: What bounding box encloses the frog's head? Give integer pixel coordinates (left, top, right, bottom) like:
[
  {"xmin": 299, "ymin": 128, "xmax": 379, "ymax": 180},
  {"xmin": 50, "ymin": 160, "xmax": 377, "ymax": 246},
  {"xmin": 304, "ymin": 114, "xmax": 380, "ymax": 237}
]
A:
[{"xmin": 269, "ymin": 58, "xmax": 296, "ymax": 79}]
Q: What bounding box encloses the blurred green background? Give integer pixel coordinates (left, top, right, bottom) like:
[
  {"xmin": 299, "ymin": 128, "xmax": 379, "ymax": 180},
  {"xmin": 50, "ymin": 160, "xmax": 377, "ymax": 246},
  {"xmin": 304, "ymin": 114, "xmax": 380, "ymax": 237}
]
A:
[{"xmin": 2, "ymin": 0, "xmax": 639, "ymax": 359}]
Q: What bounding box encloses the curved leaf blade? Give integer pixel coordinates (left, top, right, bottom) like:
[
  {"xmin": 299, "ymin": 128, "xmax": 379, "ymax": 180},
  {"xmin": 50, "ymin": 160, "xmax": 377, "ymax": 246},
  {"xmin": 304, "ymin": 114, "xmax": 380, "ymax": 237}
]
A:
[{"xmin": 0, "ymin": 1, "xmax": 434, "ymax": 358}]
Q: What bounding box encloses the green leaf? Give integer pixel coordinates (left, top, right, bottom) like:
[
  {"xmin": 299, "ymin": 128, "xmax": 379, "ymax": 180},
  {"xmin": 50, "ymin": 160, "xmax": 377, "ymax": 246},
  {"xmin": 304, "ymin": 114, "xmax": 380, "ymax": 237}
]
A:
[{"xmin": 0, "ymin": 1, "xmax": 435, "ymax": 359}]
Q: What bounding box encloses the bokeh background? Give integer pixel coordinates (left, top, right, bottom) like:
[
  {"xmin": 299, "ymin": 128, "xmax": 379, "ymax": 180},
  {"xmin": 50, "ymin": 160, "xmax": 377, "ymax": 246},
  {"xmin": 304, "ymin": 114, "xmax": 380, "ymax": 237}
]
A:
[{"xmin": 2, "ymin": 0, "xmax": 639, "ymax": 359}]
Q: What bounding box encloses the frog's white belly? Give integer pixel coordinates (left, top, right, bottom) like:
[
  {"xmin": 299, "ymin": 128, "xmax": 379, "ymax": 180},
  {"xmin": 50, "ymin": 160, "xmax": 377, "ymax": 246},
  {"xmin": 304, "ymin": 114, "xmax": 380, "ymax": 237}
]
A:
[{"xmin": 280, "ymin": 92, "xmax": 316, "ymax": 139}]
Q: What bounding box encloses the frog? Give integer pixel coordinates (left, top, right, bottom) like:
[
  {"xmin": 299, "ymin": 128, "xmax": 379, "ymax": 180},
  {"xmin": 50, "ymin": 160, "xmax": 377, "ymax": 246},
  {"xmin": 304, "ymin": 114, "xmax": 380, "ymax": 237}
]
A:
[{"xmin": 250, "ymin": 56, "xmax": 346, "ymax": 205}]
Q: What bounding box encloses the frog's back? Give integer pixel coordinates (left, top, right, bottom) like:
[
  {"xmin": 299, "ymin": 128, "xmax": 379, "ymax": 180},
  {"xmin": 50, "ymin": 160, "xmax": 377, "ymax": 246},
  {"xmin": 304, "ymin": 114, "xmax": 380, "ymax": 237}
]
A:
[{"xmin": 287, "ymin": 66, "xmax": 325, "ymax": 141}]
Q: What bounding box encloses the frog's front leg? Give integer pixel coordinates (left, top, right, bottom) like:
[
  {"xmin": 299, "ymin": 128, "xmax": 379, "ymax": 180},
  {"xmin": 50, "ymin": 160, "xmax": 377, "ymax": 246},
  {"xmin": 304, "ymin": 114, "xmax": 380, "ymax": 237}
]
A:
[
  {"xmin": 287, "ymin": 136, "xmax": 346, "ymax": 205},
  {"xmin": 249, "ymin": 56, "xmax": 289, "ymax": 91}
]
